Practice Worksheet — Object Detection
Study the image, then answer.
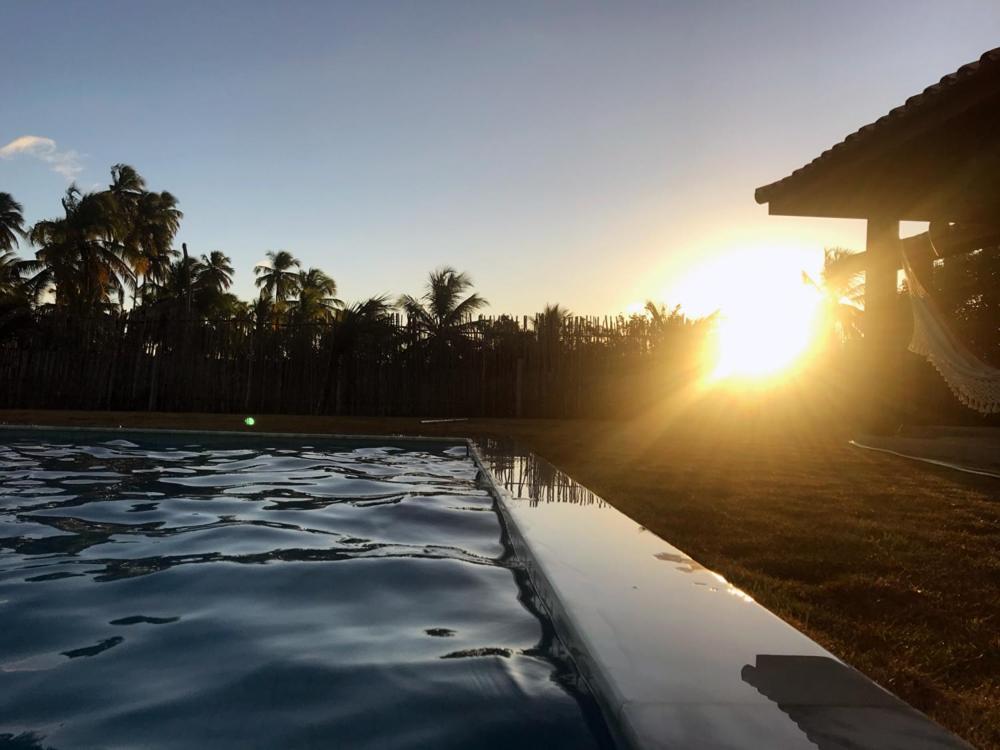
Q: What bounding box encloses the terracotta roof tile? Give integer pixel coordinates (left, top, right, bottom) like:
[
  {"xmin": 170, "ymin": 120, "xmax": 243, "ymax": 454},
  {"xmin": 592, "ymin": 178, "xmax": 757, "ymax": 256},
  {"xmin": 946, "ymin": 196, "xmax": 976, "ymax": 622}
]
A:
[{"xmin": 755, "ymin": 47, "xmax": 1000, "ymax": 205}]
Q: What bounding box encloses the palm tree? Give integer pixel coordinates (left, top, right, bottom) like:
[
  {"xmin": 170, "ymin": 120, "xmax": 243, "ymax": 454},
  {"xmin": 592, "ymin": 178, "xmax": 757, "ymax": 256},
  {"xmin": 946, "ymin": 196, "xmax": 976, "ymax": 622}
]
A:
[
  {"xmin": 0, "ymin": 249, "xmax": 36, "ymax": 340},
  {"xmin": 299, "ymin": 267, "xmax": 337, "ymax": 298},
  {"xmin": 332, "ymin": 295, "xmax": 395, "ymax": 349},
  {"xmin": 128, "ymin": 190, "xmax": 183, "ymax": 301},
  {"xmin": 28, "ymin": 187, "xmax": 132, "ymax": 309},
  {"xmin": 254, "ymin": 250, "xmax": 301, "ymax": 306},
  {"xmin": 107, "ymin": 163, "xmax": 146, "ymax": 266},
  {"xmin": 251, "ymin": 294, "xmax": 274, "ymax": 329},
  {"xmin": 0, "ymin": 194, "xmax": 33, "ymax": 303},
  {"xmin": 213, "ymin": 292, "xmax": 248, "ymax": 319},
  {"xmin": 803, "ymin": 247, "xmax": 864, "ymax": 343},
  {"xmin": 0, "ymin": 193, "xmax": 26, "ymax": 252},
  {"xmin": 145, "ymin": 243, "xmax": 205, "ymax": 314},
  {"xmin": 536, "ymin": 303, "xmax": 572, "ymax": 349},
  {"xmin": 644, "ymin": 301, "xmax": 685, "ymax": 328},
  {"xmin": 198, "ymin": 251, "xmax": 234, "ymax": 294},
  {"xmin": 344, "ymin": 294, "xmax": 393, "ymax": 323},
  {"xmin": 104, "ymin": 166, "xmax": 182, "ymax": 302},
  {"xmin": 293, "ymin": 267, "xmax": 341, "ymax": 323},
  {"xmin": 540, "ymin": 303, "xmax": 572, "ymax": 325},
  {"xmin": 0, "ymin": 251, "xmax": 32, "ymax": 298},
  {"xmin": 397, "ymin": 266, "xmax": 487, "ymax": 344},
  {"xmin": 108, "ymin": 164, "xmax": 146, "ymax": 206},
  {"xmin": 187, "ymin": 251, "xmax": 236, "ymax": 318}
]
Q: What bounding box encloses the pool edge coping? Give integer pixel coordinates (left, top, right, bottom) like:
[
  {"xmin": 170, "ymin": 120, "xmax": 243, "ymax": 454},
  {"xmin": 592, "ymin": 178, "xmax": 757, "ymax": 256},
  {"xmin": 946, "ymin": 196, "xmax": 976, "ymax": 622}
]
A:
[
  {"xmin": 465, "ymin": 440, "xmax": 976, "ymax": 750},
  {"xmin": 0, "ymin": 424, "xmax": 468, "ymax": 451},
  {"xmin": 467, "ymin": 440, "xmax": 634, "ymax": 749}
]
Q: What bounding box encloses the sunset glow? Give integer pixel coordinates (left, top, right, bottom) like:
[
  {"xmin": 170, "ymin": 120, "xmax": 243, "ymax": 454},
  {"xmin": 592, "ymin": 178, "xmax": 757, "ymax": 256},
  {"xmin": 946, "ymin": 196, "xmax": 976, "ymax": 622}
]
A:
[
  {"xmin": 664, "ymin": 248, "xmax": 824, "ymax": 381},
  {"xmin": 709, "ymin": 293, "xmax": 820, "ymax": 380}
]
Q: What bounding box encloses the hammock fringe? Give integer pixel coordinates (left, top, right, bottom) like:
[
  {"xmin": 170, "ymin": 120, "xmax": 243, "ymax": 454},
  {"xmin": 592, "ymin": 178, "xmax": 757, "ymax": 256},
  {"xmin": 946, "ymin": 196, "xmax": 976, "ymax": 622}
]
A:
[{"xmin": 903, "ymin": 253, "xmax": 1000, "ymax": 415}]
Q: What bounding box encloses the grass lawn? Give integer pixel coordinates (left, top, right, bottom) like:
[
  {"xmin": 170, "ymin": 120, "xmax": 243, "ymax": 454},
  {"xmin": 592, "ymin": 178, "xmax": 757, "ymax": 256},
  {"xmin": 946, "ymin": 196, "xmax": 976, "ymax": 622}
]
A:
[{"xmin": 2, "ymin": 408, "xmax": 997, "ymax": 748}]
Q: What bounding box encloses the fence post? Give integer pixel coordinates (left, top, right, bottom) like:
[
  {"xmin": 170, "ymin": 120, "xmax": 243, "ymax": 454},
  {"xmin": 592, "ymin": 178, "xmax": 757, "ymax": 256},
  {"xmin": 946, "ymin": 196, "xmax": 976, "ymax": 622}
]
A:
[
  {"xmin": 515, "ymin": 357, "xmax": 524, "ymax": 418},
  {"xmin": 147, "ymin": 351, "xmax": 159, "ymax": 411}
]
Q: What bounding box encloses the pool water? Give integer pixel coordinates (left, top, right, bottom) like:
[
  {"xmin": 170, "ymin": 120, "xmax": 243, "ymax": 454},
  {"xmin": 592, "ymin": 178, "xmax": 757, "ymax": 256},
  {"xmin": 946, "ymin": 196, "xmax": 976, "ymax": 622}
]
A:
[{"xmin": 0, "ymin": 431, "xmax": 613, "ymax": 750}]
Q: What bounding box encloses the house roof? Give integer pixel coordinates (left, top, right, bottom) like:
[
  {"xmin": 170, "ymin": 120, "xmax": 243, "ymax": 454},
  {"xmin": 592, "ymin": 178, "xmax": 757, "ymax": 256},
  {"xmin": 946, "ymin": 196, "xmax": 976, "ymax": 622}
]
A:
[{"xmin": 755, "ymin": 48, "xmax": 1000, "ymax": 222}]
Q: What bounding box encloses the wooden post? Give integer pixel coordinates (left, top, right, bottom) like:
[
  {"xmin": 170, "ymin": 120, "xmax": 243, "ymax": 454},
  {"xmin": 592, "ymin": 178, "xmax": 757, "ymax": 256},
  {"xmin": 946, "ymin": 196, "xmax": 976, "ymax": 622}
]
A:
[
  {"xmin": 147, "ymin": 351, "xmax": 159, "ymax": 411},
  {"xmin": 515, "ymin": 357, "xmax": 524, "ymax": 418},
  {"xmin": 865, "ymin": 218, "xmax": 900, "ymax": 339},
  {"xmin": 864, "ymin": 216, "xmax": 901, "ymax": 431}
]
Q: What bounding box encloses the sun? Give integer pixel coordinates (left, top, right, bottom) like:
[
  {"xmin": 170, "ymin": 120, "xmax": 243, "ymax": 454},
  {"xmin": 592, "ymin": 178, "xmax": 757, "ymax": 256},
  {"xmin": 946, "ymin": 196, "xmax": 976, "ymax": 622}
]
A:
[
  {"xmin": 664, "ymin": 247, "xmax": 824, "ymax": 382},
  {"xmin": 709, "ymin": 292, "xmax": 820, "ymax": 380}
]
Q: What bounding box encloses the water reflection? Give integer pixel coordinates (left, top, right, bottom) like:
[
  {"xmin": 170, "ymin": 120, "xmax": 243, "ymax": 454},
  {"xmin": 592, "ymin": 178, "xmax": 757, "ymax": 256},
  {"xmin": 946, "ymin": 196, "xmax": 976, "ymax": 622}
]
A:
[
  {"xmin": 475, "ymin": 440, "xmax": 607, "ymax": 508},
  {"xmin": 0, "ymin": 732, "xmax": 57, "ymax": 750},
  {"xmin": 741, "ymin": 655, "xmax": 967, "ymax": 749},
  {"xmin": 62, "ymin": 636, "xmax": 124, "ymax": 659},
  {"xmin": 0, "ymin": 432, "xmax": 614, "ymax": 750},
  {"xmin": 109, "ymin": 615, "xmax": 179, "ymax": 626}
]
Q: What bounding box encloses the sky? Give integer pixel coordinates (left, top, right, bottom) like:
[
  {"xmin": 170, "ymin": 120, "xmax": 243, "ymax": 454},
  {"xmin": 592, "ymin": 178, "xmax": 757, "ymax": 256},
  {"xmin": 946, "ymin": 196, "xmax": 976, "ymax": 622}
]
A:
[{"xmin": 3, "ymin": 1, "xmax": 1000, "ymax": 317}]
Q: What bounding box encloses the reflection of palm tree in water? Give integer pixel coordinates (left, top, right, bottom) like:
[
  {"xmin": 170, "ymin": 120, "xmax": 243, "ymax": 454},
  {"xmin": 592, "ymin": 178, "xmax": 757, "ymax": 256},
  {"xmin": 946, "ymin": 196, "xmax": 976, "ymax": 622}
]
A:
[
  {"xmin": 0, "ymin": 731, "xmax": 57, "ymax": 749},
  {"xmin": 741, "ymin": 654, "xmax": 967, "ymax": 749},
  {"xmin": 475, "ymin": 440, "xmax": 605, "ymax": 507}
]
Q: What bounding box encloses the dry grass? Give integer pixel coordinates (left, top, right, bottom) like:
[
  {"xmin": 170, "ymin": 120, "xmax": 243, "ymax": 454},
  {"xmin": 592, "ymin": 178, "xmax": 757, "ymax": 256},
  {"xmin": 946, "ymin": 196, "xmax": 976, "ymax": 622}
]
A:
[{"xmin": 2, "ymin": 408, "xmax": 997, "ymax": 748}]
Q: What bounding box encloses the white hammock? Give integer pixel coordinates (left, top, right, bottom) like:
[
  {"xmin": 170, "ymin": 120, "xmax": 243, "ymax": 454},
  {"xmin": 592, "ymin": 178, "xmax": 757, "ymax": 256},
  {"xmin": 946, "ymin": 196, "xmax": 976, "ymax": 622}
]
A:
[{"xmin": 902, "ymin": 253, "xmax": 1000, "ymax": 414}]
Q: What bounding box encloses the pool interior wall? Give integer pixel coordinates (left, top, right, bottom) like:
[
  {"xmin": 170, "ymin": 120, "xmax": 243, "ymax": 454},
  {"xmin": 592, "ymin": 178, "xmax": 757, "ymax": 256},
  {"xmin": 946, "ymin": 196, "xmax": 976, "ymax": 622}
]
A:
[{"xmin": 0, "ymin": 427, "xmax": 615, "ymax": 750}]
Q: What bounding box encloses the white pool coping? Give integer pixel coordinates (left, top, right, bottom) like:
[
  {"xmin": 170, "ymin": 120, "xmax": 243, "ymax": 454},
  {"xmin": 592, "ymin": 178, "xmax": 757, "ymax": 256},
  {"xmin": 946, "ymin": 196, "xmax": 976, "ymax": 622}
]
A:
[{"xmin": 469, "ymin": 441, "xmax": 972, "ymax": 750}]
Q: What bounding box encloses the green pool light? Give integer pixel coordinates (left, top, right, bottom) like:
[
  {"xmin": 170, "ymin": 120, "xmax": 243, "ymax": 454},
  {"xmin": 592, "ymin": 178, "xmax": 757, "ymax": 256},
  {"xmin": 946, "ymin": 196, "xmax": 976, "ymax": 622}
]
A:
[{"xmin": 244, "ymin": 417, "xmax": 256, "ymax": 427}]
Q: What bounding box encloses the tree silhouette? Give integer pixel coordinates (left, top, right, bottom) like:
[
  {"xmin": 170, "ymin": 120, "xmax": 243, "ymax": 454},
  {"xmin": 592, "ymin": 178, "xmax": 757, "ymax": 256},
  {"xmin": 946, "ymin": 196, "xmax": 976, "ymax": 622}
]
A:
[
  {"xmin": 198, "ymin": 250, "xmax": 234, "ymax": 295},
  {"xmin": 930, "ymin": 242, "xmax": 1000, "ymax": 364},
  {"xmin": 142, "ymin": 248, "xmax": 237, "ymax": 319},
  {"xmin": 0, "ymin": 192, "xmax": 26, "ymax": 252},
  {"xmin": 28, "ymin": 187, "xmax": 132, "ymax": 309},
  {"xmin": 540, "ymin": 303, "xmax": 572, "ymax": 326},
  {"xmin": 254, "ymin": 250, "xmax": 302, "ymax": 306},
  {"xmin": 0, "ymin": 194, "xmax": 33, "ymax": 302},
  {"xmin": 108, "ymin": 163, "xmax": 146, "ymax": 205},
  {"xmin": 0, "ymin": 251, "xmax": 33, "ymax": 300},
  {"xmin": 536, "ymin": 303, "xmax": 572, "ymax": 350},
  {"xmin": 20, "ymin": 166, "xmax": 183, "ymax": 311},
  {"xmin": 127, "ymin": 190, "xmax": 183, "ymax": 302},
  {"xmin": 330, "ymin": 295, "xmax": 395, "ymax": 351},
  {"xmin": 293, "ymin": 267, "xmax": 341, "ymax": 323},
  {"xmin": 398, "ymin": 267, "xmax": 487, "ymax": 345},
  {"xmin": 803, "ymin": 247, "xmax": 864, "ymax": 343}
]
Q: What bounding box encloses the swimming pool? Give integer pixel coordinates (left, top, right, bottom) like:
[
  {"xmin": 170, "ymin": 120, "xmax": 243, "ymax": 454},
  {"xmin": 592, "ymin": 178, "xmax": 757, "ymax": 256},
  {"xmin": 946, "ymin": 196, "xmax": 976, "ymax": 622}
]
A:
[{"xmin": 0, "ymin": 430, "xmax": 613, "ymax": 749}]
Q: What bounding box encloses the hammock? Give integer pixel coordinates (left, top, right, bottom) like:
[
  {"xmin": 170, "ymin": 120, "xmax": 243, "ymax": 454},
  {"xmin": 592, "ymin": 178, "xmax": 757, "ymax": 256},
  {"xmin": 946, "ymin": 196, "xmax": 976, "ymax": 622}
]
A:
[{"xmin": 902, "ymin": 252, "xmax": 1000, "ymax": 414}]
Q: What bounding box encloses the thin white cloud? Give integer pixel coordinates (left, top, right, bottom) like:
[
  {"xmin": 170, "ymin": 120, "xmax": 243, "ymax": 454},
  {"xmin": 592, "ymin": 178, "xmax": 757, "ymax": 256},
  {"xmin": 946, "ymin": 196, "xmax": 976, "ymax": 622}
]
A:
[{"xmin": 0, "ymin": 135, "xmax": 84, "ymax": 181}]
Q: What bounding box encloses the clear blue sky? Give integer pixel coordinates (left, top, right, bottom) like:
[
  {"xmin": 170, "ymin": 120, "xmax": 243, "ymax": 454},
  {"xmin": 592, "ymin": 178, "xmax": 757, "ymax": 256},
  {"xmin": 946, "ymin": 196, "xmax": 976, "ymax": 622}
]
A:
[{"xmin": 3, "ymin": 1, "xmax": 999, "ymax": 315}]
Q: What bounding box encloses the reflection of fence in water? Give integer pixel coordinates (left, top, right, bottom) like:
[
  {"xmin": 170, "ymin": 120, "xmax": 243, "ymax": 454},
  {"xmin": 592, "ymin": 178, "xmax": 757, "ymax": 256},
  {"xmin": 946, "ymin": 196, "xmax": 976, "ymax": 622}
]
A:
[{"xmin": 478, "ymin": 442, "xmax": 606, "ymax": 508}]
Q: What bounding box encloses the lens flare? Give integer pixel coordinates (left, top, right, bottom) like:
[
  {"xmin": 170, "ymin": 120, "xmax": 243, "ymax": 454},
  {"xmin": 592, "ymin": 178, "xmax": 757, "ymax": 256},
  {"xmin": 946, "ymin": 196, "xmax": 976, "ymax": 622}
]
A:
[
  {"xmin": 709, "ymin": 297, "xmax": 820, "ymax": 380},
  {"xmin": 664, "ymin": 247, "xmax": 824, "ymax": 382}
]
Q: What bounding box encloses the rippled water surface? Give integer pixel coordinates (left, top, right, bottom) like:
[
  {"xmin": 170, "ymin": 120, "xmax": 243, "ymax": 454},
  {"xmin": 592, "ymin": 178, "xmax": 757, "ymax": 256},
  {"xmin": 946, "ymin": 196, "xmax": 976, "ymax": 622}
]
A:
[{"xmin": 0, "ymin": 431, "xmax": 612, "ymax": 750}]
